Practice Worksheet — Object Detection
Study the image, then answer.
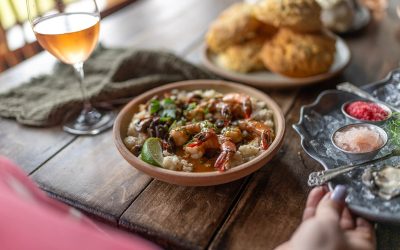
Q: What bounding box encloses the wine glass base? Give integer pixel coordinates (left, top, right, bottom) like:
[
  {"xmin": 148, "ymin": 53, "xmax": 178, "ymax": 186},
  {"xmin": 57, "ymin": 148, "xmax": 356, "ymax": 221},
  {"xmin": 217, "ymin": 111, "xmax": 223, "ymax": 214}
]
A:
[{"xmin": 63, "ymin": 109, "xmax": 116, "ymax": 135}]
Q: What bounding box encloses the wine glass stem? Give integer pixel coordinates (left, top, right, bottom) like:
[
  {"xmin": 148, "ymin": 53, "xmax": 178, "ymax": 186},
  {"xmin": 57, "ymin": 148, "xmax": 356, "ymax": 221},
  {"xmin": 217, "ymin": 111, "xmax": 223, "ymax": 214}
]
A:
[
  {"xmin": 74, "ymin": 62, "xmax": 93, "ymax": 112},
  {"xmin": 73, "ymin": 62, "xmax": 102, "ymax": 125},
  {"xmin": 73, "ymin": 62, "xmax": 92, "ymax": 112}
]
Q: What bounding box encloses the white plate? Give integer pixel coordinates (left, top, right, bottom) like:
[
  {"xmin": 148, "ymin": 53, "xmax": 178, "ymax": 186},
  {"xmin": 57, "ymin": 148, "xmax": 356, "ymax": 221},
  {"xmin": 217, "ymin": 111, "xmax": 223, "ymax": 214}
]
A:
[{"xmin": 202, "ymin": 36, "xmax": 351, "ymax": 89}]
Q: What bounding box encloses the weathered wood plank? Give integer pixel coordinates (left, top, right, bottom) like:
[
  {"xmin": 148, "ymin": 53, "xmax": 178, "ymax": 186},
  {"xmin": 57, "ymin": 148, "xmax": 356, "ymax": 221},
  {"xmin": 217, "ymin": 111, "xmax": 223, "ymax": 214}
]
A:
[
  {"xmin": 116, "ymin": 0, "xmax": 239, "ymax": 51},
  {"xmin": 100, "ymin": 0, "xmax": 199, "ymax": 47},
  {"xmin": 340, "ymin": 6, "xmax": 400, "ymax": 86},
  {"xmin": 376, "ymin": 223, "xmax": 400, "ymax": 250},
  {"xmin": 0, "ymin": 118, "xmax": 75, "ymax": 174},
  {"xmin": 31, "ymin": 131, "xmax": 152, "ymax": 224},
  {"xmin": 0, "ymin": 40, "xmax": 71, "ymax": 175},
  {"xmin": 120, "ymin": 179, "xmax": 247, "ymax": 250}
]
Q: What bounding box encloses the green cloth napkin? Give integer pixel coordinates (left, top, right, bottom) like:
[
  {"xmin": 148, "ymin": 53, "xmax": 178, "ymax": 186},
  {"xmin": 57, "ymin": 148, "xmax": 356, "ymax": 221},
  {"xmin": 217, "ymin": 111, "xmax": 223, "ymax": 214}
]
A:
[{"xmin": 0, "ymin": 46, "xmax": 217, "ymax": 126}]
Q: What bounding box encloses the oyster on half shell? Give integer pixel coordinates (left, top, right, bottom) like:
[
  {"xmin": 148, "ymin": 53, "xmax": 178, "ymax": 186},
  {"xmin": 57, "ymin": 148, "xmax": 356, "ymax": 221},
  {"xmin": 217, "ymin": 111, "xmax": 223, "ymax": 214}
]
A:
[{"xmin": 362, "ymin": 166, "xmax": 400, "ymax": 200}]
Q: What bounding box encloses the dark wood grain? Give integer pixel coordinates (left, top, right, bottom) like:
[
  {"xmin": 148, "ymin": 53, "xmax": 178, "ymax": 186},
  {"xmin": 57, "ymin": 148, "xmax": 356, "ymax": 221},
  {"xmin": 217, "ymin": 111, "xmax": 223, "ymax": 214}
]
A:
[
  {"xmin": 100, "ymin": 0, "xmax": 199, "ymax": 48},
  {"xmin": 120, "ymin": 179, "xmax": 247, "ymax": 250},
  {"xmin": 376, "ymin": 223, "xmax": 400, "ymax": 250},
  {"xmin": 340, "ymin": 5, "xmax": 400, "ymax": 85},
  {"xmin": 0, "ymin": 118, "xmax": 75, "ymax": 174},
  {"xmin": 0, "ymin": 45, "xmax": 73, "ymax": 175},
  {"xmin": 31, "ymin": 130, "xmax": 152, "ymax": 224},
  {"xmin": 1, "ymin": 0, "xmax": 400, "ymax": 249}
]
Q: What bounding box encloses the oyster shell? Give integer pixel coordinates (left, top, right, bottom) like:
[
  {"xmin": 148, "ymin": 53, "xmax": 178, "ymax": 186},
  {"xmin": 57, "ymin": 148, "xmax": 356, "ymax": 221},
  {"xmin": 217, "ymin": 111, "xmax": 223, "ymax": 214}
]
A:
[{"xmin": 362, "ymin": 166, "xmax": 400, "ymax": 200}]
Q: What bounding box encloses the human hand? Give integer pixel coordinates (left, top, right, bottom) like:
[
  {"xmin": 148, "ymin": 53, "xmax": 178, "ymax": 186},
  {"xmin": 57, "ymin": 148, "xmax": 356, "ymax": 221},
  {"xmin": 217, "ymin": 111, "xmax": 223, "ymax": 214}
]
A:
[{"xmin": 276, "ymin": 186, "xmax": 376, "ymax": 250}]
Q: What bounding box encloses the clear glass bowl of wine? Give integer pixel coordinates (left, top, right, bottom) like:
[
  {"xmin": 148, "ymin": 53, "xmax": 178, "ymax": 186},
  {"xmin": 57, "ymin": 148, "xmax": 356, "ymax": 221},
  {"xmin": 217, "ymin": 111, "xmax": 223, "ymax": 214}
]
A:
[{"xmin": 26, "ymin": 0, "xmax": 115, "ymax": 135}]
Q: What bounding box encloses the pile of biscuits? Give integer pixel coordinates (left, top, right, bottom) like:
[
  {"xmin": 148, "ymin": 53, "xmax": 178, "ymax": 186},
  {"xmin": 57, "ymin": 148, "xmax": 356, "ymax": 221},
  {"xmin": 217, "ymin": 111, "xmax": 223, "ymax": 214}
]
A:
[{"xmin": 205, "ymin": 0, "xmax": 337, "ymax": 78}]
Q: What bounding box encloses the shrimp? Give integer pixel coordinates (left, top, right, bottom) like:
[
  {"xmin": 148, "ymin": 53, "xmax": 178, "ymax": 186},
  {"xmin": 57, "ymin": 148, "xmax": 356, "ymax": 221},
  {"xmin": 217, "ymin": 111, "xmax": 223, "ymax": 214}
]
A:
[
  {"xmin": 185, "ymin": 105, "xmax": 205, "ymax": 121},
  {"xmin": 185, "ymin": 99, "xmax": 218, "ymax": 121},
  {"xmin": 216, "ymin": 102, "xmax": 232, "ymax": 121},
  {"xmin": 238, "ymin": 120, "xmax": 274, "ymax": 150},
  {"xmin": 184, "ymin": 129, "xmax": 219, "ymax": 159},
  {"xmin": 169, "ymin": 123, "xmax": 201, "ymax": 146},
  {"xmin": 214, "ymin": 137, "xmax": 236, "ymax": 171},
  {"xmin": 222, "ymin": 93, "xmax": 252, "ymax": 119},
  {"xmin": 185, "ymin": 130, "xmax": 237, "ymax": 171},
  {"xmin": 221, "ymin": 126, "xmax": 243, "ymax": 143},
  {"xmin": 169, "ymin": 121, "xmax": 215, "ymax": 146}
]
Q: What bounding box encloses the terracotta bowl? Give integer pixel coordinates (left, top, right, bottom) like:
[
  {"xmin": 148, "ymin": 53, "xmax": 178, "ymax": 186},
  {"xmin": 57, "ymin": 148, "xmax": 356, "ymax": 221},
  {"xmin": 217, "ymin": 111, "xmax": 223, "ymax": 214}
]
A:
[{"xmin": 113, "ymin": 80, "xmax": 286, "ymax": 186}]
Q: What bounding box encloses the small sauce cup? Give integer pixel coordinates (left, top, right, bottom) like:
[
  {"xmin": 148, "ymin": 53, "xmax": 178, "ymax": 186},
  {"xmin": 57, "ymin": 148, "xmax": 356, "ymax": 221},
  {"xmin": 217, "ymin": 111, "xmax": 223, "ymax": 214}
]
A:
[
  {"xmin": 341, "ymin": 100, "xmax": 392, "ymax": 126},
  {"xmin": 331, "ymin": 123, "xmax": 388, "ymax": 162}
]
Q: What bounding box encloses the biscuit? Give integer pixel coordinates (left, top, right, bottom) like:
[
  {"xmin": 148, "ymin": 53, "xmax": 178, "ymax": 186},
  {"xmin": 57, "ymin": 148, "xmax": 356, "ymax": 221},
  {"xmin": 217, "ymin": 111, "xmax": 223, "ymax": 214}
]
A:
[
  {"xmin": 254, "ymin": 0, "xmax": 323, "ymax": 32},
  {"xmin": 216, "ymin": 37, "xmax": 266, "ymax": 73},
  {"xmin": 206, "ymin": 3, "xmax": 275, "ymax": 53},
  {"xmin": 260, "ymin": 29, "xmax": 336, "ymax": 77}
]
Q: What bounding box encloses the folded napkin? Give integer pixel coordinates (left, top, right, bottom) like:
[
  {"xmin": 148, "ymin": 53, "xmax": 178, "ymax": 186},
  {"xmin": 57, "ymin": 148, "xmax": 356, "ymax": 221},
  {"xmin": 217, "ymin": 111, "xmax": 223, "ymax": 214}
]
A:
[{"xmin": 0, "ymin": 46, "xmax": 217, "ymax": 126}]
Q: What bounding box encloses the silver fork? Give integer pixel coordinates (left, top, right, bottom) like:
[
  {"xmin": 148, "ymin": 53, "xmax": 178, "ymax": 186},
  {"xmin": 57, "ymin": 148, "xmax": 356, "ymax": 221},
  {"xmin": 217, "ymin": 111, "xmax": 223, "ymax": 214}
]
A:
[{"xmin": 308, "ymin": 149, "xmax": 400, "ymax": 187}]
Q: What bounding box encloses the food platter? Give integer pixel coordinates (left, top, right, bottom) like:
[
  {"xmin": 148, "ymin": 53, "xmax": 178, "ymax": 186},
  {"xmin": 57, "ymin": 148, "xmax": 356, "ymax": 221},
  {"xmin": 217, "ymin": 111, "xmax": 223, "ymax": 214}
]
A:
[
  {"xmin": 202, "ymin": 36, "xmax": 351, "ymax": 89},
  {"xmin": 293, "ymin": 69, "xmax": 400, "ymax": 223},
  {"xmin": 114, "ymin": 80, "xmax": 285, "ymax": 186}
]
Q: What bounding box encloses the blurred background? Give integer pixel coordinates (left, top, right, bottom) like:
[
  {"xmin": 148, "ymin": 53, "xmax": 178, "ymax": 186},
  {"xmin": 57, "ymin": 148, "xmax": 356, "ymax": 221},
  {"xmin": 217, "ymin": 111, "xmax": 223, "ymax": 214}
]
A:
[
  {"xmin": 0, "ymin": 0, "xmax": 390, "ymax": 73},
  {"xmin": 0, "ymin": 0, "xmax": 133, "ymax": 72}
]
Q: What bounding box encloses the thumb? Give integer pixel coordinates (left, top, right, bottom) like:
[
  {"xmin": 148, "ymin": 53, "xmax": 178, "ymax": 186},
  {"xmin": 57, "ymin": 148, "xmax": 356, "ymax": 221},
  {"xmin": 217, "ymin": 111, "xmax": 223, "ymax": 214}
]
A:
[{"xmin": 315, "ymin": 185, "xmax": 347, "ymax": 222}]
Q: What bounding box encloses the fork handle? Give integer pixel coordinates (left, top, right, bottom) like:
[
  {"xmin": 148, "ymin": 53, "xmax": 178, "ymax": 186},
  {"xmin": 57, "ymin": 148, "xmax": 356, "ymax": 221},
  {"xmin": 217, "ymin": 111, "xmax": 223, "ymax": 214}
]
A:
[
  {"xmin": 308, "ymin": 165, "xmax": 357, "ymax": 186},
  {"xmin": 308, "ymin": 151, "xmax": 395, "ymax": 187}
]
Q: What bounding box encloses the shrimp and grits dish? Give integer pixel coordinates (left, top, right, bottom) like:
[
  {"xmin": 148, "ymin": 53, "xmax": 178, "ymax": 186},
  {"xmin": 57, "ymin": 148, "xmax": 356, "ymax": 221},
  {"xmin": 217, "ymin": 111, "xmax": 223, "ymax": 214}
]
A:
[{"xmin": 123, "ymin": 89, "xmax": 275, "ymax": 172}]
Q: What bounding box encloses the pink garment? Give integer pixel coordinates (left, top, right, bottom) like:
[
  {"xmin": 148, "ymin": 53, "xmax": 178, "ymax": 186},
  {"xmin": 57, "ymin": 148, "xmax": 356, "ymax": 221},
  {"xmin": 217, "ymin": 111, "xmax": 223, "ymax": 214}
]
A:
[{"xmin": 0, "ymin": 156, "xmax": 161, "ymax": 250}]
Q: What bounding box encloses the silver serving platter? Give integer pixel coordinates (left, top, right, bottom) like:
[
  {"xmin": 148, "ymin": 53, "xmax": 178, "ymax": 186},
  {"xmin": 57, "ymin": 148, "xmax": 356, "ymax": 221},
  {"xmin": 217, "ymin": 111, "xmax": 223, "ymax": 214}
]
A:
[{"xmin": 293, "ymin": 69, "xmax": 400, "ymax": 224}]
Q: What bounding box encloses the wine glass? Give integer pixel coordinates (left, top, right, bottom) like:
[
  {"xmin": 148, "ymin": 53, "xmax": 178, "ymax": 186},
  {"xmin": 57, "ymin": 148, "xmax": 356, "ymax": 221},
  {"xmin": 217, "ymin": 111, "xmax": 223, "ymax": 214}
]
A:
[{"xmin": 26, "ymin": 0, "xmax": 115, "ymax": 135}]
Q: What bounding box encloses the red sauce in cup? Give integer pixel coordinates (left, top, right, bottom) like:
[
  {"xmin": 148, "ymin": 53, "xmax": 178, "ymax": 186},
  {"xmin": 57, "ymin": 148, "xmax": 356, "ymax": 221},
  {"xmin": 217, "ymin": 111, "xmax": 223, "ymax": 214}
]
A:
[{"xmin": 345, "ymin": 101, "xmax": 389, "ymax": 121}]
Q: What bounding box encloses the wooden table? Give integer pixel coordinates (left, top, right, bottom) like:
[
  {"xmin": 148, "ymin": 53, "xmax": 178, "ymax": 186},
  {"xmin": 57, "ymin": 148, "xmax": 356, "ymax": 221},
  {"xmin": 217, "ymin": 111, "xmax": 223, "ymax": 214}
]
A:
[{"xmin": 1, "ymin": 0, "xmax": 400, "ymax": 249}]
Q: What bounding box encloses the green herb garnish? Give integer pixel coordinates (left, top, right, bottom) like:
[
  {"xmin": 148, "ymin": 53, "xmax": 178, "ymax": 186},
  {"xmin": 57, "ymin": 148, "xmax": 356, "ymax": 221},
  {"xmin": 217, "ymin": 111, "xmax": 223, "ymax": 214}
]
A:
[
  {"xmin": 149, "ymin": 99, "xmax": 161, "ymax": 115},
  {"xmin": 186, "ymin": 102, "xmax": 197, "ymax": 111},
  {"xmin": 160, "ymin": 117, "xmax": 172, "ymax": 123},
  {"xmin": 158, "ymin": 98, "xmax": 177, "ymax": 120},
  {"xmin": 160, "ymin": 109, "xmax": 176, "ymax": 119},
  {"xmin": 200, "ymin": 120, "xmax": 215, "ymax": 130},
  {"xmin": 388, "ymin": 112, "xmax": 400, "ymax": 146},
  {"xmin": 168, "ymin": 120, "xmax": 177, "ymax": 132},
  {"xmin": 161, "ymin": 98, "xmax": 174, "ymax": 107}
]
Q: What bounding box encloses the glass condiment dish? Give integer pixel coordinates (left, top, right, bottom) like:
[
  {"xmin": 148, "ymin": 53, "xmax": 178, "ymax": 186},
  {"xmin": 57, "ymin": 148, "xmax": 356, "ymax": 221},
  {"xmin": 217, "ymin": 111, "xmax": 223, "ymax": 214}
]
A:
[{"xmin": 331, "ymin": 123, "xmax": 388, "ymax": 162}]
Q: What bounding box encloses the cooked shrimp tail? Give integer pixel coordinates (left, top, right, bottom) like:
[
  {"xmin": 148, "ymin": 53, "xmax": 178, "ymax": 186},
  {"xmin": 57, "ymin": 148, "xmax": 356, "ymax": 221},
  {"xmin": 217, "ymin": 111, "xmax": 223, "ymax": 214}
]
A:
[
  {"xmin": 238, "ymin": 120, "xmax": 274, "ymax": 150},
  {"xmin": 214, "ymin": 139, "xmax": 236, "ymax": 171},
  {"xmin": 260, "ymin": 129, "xmax": 273, "ymax": 150}
]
